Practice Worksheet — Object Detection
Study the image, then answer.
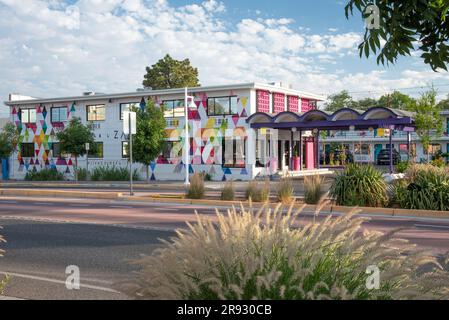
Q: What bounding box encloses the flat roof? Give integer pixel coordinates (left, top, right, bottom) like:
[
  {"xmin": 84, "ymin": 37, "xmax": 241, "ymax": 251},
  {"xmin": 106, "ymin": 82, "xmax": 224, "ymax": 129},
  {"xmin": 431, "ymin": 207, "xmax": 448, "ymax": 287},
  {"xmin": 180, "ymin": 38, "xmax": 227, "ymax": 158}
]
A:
[{"xmin": 4, "ymin": 82, "xmax": 325, "ymax": 106}]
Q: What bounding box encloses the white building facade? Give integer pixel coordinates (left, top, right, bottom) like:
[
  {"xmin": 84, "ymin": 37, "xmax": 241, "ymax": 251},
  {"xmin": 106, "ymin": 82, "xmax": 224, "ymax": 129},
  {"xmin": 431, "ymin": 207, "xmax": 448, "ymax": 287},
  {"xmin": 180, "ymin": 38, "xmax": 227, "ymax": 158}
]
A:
[{"xmin": 4, "ymin": 83, "xmax": 323, "ymax": 181}]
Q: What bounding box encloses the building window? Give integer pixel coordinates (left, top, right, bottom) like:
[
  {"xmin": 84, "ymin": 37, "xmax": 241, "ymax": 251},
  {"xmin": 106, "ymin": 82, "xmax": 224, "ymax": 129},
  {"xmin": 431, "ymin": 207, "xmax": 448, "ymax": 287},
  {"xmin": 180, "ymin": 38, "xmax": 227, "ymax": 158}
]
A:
[
  {"xmin": 120, "ymin": 103, "xmax": 138, "ymax": 120},
  {"xmin": 52, "ymin": 143, "xmax": 61, "ymax": 158},
  {"xmin": 207, "ymin": 96, "xmax": 238, "ymax": 116},
  {"xmin": 20, "ymin": 108, "xmax": 37, "ymax": 124},
  {"xmin": 21, "ymin": 143, "xmax": 35, "ymax": 157},
  {"xmin": 425, "ymin": 143, "xmax": 441, "ymax": 156},
  {"xmin": 88, "ymin": 142, "xmax": 104, "ymax": 158},
  {"xmin": 87, "ymin": 105, "xmax": 106, "ymax": 121},
  {"xmin": 162, "ymin": 100, "xmax": 185, "ymax": 118},
  {"xmin": 51, "ymin": 107, "xmax": 68, "ymax": 123},
  {"xmin": 122, "ymin": 141, "xmax": 129, "ymax": 158},
  {"xmin": 222, "ymin": 137, "xmax": 246, "ymax": 168}
]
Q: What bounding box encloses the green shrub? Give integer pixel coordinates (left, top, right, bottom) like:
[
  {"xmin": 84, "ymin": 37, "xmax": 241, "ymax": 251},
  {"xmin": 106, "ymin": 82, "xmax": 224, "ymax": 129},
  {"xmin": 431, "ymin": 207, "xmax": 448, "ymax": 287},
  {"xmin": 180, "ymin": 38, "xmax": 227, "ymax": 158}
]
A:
[
  {"xmin": 203, "ymin": 173, "xmax": 213, "ymax": 182},
  {"xmin": 121, "ymin": 202, "xmax": 449, "ymax": 300},
  {"xmin": 396, "ymin": 161, "xmax": 410, "ymax": 174},
  {"xmin": 330, "ymin": 164, "xmax": 388, "ymax": 207},
  {"xmin": 393, "ymin": 164, "xmax": 449, "ymax": 211},
  {"xmin": 90, "ymin": 166, "xmax": 139, "ymax": 181},
  {"xmin": 24, "ymin": 168, "xmax": 64, "ymax": 181},
  {"xmin": 277, "ymin": 177, "xmax": 294, "ymax": 204},
  {"xmin": 431, "ymin": 158, "xmax": 446, "ymax": 168},
  {"xmin": 186, "ymin": 173, "xmax": 205, "ymax": 199},
  {"xmin": 304, "ymin": 175, "xmax": 324, "ymax": 205},
  {"xmin": 221, "ymin": 181, "xmax": 235, "ymax": 201},
  {"xmin": 245, "ymin": 180, "xmax": 270, "ymax": 203},
  {"xmin": 76, "ymin": 168, "xmax": 88, "ymax": 181}
]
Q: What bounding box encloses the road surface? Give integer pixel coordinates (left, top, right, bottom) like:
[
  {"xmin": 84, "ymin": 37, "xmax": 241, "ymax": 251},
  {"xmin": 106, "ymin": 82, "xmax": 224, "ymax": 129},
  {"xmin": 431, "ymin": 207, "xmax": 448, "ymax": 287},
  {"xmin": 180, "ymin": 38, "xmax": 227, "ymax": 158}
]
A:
[{"xmin": 0, "ymin": 196, "xmax": 448, "ymax": 299}]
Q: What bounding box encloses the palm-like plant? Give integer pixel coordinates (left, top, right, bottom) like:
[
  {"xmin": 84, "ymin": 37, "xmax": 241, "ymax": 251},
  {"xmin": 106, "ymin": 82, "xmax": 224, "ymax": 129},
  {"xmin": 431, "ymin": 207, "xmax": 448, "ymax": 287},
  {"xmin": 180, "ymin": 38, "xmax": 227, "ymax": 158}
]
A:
[{"xmin": 330, "ymin": 164, "xmax": 388, "ymax": 207}]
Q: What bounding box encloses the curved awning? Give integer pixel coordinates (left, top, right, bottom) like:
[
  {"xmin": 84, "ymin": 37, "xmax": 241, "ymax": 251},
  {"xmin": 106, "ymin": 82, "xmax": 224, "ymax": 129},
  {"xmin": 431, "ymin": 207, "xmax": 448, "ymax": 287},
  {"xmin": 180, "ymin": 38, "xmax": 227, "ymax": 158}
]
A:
[{"xmin": 246, "ymin": 107, "xmax": 415, "ymax": 131}]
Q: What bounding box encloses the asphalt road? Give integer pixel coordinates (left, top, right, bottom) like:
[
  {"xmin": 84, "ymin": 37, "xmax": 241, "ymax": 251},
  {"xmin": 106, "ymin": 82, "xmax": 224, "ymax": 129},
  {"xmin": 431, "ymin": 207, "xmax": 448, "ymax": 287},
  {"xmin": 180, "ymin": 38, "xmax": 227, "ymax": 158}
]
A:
[
  {"xmin": 0, "ymin": 219, "xmax": 173, "ymax": 300},
  {"xmin": 0, "ymin": 196, "xmax": 449, "ymax": 300}
]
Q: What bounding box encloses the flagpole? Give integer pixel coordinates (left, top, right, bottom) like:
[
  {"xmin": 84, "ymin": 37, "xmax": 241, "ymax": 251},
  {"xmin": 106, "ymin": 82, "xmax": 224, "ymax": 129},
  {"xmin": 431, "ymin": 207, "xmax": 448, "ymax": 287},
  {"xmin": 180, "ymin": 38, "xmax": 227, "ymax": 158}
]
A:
[{"xmin": 184, "ymin": 87, "xmax": 190, "ymax": 186}]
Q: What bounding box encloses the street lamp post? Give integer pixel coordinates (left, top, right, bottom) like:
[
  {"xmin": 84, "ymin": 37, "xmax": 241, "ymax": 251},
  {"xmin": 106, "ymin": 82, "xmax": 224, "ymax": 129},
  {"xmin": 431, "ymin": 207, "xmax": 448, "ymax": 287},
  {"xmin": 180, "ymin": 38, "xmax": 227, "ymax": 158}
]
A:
[{"xmin": 184, "ymin": 87, "xmax": 190, "ymax": 186}]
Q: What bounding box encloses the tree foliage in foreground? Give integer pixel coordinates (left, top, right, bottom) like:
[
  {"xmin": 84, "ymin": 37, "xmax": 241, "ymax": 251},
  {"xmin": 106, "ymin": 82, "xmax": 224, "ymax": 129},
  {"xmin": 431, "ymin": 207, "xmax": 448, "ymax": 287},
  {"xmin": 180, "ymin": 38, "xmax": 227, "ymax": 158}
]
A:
[
  {"xmin": 130, "ymin": 100, "xmax": 166, "ymax": 181},
  {"xmin": 0, "ymin": 122, "xmax": 19, "ymax": 159},
  {"xmin": 56, "ymin": 117, "xmax": 96, "ymax": 181},
  {"xmin": 345, "ymin": 0, "xmax": 449, "ymax": 71}
]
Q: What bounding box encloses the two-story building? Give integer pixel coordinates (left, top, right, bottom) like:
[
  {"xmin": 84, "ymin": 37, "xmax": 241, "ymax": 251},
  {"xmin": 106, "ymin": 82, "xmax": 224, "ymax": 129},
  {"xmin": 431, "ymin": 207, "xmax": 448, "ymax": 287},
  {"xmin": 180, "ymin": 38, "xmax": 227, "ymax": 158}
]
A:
[{"xmin": 4, "ymin": 82, "xmax": 325, "ymax": 181}]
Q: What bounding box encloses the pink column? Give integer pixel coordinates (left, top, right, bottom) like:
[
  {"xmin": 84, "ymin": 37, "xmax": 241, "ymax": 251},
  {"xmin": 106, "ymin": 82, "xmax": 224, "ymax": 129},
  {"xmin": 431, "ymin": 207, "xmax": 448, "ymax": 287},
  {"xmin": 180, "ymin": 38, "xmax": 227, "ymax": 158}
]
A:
[{"xmin": 305, "ymin": 138, "xmax": 315, "ymax": 170}]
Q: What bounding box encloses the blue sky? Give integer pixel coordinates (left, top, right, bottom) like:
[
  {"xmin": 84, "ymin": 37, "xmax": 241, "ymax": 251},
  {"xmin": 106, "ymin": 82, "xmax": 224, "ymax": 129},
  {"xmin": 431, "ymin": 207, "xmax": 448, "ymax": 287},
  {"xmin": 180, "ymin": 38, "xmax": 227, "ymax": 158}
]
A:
[{"xmin": 1, "ymin": 0, "xmax": 449, "ymax": 117}]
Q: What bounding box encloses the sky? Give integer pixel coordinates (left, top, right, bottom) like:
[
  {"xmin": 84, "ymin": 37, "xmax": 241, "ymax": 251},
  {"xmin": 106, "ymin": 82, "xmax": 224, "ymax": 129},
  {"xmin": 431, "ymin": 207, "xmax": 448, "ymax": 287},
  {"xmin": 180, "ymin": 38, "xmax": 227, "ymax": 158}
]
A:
[{"xmin": 2, "ymin": 0, "xmax": 449, "ymax": 117}]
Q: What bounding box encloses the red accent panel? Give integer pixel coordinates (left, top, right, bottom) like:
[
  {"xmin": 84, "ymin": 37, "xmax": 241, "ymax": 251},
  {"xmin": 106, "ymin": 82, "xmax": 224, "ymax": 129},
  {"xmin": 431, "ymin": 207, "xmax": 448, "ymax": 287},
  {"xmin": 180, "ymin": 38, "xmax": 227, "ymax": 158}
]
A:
[
  {"xmin": 288, "ymin": 96, "xmax": 299, "ymax": 113},
  {"xmin": 301, "ymin": 99, "xmax": 315, "ymax": 112},
  {"xmin": 257, "ymin": 90, "xmax": 270, "ymax": 113},
  {"xmin": 273, "ymin": 92, "xmax": 285, "ymax": 113}
]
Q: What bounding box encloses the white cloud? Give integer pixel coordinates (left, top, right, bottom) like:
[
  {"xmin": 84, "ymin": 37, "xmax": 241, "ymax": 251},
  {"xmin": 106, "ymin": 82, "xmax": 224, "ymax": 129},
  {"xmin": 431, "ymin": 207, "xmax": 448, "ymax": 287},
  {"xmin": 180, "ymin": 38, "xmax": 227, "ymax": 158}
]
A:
[{"xmin": 0, "ymin": 0, "xmax": 441, "ymax": 117}]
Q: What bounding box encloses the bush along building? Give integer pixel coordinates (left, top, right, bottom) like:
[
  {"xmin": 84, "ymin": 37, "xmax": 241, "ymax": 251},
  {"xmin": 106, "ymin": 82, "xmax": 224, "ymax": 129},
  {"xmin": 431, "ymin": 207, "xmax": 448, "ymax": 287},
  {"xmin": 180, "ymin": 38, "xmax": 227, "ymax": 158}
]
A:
[{"xmin": 5, "ymin": 82, "xmax": 448, "ymax": 181}]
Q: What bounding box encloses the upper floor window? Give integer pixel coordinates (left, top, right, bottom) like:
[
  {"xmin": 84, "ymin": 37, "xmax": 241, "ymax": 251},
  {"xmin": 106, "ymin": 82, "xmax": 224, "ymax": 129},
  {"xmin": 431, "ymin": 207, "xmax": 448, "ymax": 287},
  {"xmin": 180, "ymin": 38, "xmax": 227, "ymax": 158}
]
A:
[
  {"xmin": 51, "ymin": 107, "xmax": 68, "ymax": 123},
  {"xmin": 162, "ymin": 100, "xmax": 185, "ymax": 118},
  {"xmin": 207, "ymin": 96, "xmax": 238, "ymax": 116},
  {"xmin": 21, "ymin": 108, "xmax": 36, "ymax": 124},
  {"xmin": 86, "ymin": 105, "xmax": 105, "ymax": 121},
  {"xmin": 120, "ymin": 103, "xmax": 138, "ymax": 120}
]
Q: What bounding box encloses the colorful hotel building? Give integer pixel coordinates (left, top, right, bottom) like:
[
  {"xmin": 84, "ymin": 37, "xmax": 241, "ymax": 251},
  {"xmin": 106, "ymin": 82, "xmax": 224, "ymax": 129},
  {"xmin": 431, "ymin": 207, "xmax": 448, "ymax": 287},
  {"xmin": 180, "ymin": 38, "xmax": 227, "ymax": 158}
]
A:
[{"xmin": 3, "ymin": 82, "xmax": 448, "ymax": 181}]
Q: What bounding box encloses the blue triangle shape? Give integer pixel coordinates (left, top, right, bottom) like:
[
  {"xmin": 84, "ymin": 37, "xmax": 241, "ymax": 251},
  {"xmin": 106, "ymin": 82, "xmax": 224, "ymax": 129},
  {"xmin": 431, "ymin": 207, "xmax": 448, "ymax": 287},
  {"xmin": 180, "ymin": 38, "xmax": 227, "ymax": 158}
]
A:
[
  {"xmin": 189, "ymin": 165, "xmax": 194, "ymax": 174},
  {"xmin": 150, "ymin": 173, "xmax": 156, "ymax": 181},
  {"xmin": 222, "ymin": 175, "xmax": 227, "ymax": 181},
  {"xmin": 223, "ymin": 167, "xmax": 232, "ymax": 175}
]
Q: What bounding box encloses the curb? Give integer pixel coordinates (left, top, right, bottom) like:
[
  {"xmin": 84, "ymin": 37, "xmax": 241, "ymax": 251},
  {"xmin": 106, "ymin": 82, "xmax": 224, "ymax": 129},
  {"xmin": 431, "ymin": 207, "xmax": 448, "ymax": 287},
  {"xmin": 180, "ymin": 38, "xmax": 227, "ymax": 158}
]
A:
[
  {"xmin": 0, "ymin": 189, "xmax": 122, "ymax": 200},
  {"xmin": 123, "ymin": 196, "xmax": 449, "ymax": 220}
]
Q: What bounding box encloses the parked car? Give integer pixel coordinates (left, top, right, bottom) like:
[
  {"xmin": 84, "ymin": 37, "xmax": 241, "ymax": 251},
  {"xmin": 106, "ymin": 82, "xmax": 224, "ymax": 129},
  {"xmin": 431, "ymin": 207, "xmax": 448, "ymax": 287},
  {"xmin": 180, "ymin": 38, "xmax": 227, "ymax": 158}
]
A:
[
  {"xmin": 376, "ymin": 149, "xmax": 401, "ymax": 165},
  {"xmin": 320, "ymin": 149, "xmax": 354, "ymax": 165}
]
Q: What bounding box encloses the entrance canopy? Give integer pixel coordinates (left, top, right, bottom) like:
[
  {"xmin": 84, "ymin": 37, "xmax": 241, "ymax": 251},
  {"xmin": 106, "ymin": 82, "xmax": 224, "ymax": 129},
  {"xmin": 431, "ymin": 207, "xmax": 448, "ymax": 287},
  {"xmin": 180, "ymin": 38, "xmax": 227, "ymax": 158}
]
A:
[{"xmin": 247, "ymin": 107, "xmax": 415, "ymax": 131}]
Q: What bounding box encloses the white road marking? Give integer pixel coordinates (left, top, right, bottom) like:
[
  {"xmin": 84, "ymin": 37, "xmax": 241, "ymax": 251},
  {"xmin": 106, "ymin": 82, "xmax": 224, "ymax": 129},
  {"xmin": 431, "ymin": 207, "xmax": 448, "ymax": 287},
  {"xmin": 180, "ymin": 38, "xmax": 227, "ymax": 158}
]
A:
[
  {"xmin": 415, "ymin": 224, "xmax": 449, "ymax": 230},
  {"xmin": 109, "ymin": 206, "xmax": 133, "ymax": 209},
  {"xmin": 0, "ymin": 271, "xmax": 121, "ymax": 294}
]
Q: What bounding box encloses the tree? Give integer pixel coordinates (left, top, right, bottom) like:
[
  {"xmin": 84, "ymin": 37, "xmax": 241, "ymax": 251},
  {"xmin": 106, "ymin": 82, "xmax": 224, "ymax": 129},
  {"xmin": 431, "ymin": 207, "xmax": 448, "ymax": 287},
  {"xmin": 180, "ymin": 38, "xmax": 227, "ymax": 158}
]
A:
[
  {"xmin": 130, "ymin": 100, "xmax": 166, "ymax": 181},
  {"xmin": 378, "ymin": 91, "xmax": 415, "ymax": 110},
  {"xmin": 437, "ymin": 94, "xmax": 449, "ymax": 110},
  {"xmin": 345, "ymin": 0, "xmax": 449, "ymax": 71},
  {"xmin": 354, "ymin": 97, "xmax": 378, "ymax": 110},
  {"xmin": 409, "ymin": 89, "xmax": 444, "ymax": 163},
  {"xmin": 0, "ymin": 122, "xmax": 19, "ymax": 159},
  {"xmin": 143, "ymin": 54, "xmax": 200, "ymax": 90},
  {"xmin": 56, "ymin": 117, "xmax": 96, "ymax": 181},
  {"xmin": 324, "ymin": 90, "xmax": 357, "ymax": 112}
]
